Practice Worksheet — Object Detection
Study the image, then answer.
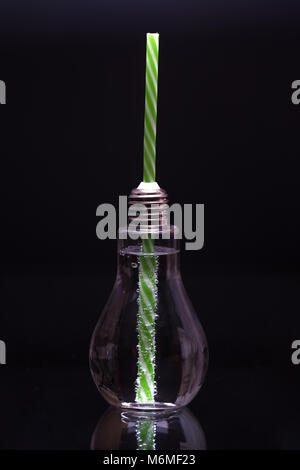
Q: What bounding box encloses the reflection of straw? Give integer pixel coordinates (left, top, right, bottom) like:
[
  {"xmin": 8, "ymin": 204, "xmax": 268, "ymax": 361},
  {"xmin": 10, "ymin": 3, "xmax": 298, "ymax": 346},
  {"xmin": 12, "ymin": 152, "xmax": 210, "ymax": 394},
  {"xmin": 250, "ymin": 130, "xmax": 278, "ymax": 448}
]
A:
[
  {"xmin": 136, "ymin": 419, "xmax": 156, "ymax": 450},
  {"xmin": 136, "ymin": 33, "xmax": 160, "ymax": 405}
]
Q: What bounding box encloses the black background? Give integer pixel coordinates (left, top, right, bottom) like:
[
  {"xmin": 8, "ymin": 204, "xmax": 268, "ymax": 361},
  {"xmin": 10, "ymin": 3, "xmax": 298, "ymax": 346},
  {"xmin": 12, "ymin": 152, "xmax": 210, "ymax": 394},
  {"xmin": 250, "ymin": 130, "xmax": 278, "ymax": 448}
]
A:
[{"xmin": 0, "ymin": 0, "xmax": 300, "ymax": 449}]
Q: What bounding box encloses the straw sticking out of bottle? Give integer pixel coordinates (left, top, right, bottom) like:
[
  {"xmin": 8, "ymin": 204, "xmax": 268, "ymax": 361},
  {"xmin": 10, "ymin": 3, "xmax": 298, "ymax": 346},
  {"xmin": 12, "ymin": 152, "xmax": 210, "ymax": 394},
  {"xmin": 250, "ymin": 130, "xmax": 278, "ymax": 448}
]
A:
[
  {"xmin": 143, "ymin": 33, "xmax": 159, "ymax": 183},
  {"xmin": 135, "ymin": 32, "xmax": 160, "ymax": 405}
]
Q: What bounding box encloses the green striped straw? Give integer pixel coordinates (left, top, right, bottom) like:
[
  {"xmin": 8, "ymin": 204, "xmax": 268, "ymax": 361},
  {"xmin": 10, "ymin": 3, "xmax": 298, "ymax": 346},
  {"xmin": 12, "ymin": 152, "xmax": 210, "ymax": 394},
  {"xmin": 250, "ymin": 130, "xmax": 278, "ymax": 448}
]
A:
[
  {"xmin": 136, "ymin": 238, "xmax": 157, "ymax": 403},
  {"xmin": 143, "ymin": 32, "xmax": 159, "ymax": 183},
  {"xmin": 135, "ymin": 33, "xmax": 160, "ymax": 404}
]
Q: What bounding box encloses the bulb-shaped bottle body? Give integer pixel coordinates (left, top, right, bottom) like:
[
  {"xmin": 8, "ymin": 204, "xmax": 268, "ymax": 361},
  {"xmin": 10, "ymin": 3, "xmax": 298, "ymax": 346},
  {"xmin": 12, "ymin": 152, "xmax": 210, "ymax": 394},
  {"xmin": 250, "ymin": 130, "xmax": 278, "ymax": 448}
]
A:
[{"xmin": 89, "ymin": 228, "xmax": 208, "ymax": 410}]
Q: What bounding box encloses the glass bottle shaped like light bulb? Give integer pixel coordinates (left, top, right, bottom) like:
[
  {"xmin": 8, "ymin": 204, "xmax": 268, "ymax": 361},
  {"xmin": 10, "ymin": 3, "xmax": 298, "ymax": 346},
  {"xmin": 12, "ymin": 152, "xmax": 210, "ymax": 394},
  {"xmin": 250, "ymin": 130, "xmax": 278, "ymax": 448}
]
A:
[{"xmin": 89, "ymin": 186, "xmax": 208, "ymax": 410}]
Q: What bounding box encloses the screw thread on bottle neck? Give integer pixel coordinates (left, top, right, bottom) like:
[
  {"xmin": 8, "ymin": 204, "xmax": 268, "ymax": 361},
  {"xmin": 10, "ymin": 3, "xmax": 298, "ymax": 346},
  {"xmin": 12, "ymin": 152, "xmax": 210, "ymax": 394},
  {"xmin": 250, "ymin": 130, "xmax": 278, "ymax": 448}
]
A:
[{"xmin": 128, "ymin": 185, "xmax": 169, "ymax": 233}]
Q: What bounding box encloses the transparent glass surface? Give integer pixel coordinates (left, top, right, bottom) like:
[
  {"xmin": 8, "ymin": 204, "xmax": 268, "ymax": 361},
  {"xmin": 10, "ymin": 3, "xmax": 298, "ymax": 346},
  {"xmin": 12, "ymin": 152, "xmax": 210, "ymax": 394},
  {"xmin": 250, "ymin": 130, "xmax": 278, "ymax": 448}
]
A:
[
  {"xmin": 91, "ymin": 407, "xmax": 206, "ymax": 450},
  {"xmin": 89, "ymin": 229, "xmax": 208, "ymax": 410}
]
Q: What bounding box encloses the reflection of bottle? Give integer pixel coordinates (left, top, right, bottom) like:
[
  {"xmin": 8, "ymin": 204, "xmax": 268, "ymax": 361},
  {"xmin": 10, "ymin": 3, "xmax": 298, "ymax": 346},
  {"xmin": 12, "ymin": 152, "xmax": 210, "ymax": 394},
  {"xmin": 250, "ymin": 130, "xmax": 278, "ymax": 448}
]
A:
[
  {"xmin": 90, "ymin": 185, "xmax": 208, "ymax": 410},
  {"xmin": 91, "ymin": 407, "xmax": 206, "ymax": 450}
]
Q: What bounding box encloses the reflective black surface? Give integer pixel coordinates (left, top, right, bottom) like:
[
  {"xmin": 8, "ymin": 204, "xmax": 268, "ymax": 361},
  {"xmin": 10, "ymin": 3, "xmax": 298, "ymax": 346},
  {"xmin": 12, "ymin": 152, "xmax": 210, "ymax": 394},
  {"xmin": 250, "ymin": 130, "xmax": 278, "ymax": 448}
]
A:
[
  {"xmin": 91, "ymin": 407, "xmax": 206, "ymax": 450},
  {"xmin": 1, "ymin": 362, "xmax": 300, "ymax": 449},
  {"xmin": 1, "ymin": 271, "xmax": 300, "ymax": 451}
]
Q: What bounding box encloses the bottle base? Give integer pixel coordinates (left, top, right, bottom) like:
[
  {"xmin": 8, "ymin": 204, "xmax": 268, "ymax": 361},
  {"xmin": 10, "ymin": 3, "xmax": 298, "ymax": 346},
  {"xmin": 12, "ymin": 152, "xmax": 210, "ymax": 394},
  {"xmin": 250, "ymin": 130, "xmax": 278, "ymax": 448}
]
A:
[{"xmin": 120, "ymin": 401, "xmax": 180, "ymax": 411}]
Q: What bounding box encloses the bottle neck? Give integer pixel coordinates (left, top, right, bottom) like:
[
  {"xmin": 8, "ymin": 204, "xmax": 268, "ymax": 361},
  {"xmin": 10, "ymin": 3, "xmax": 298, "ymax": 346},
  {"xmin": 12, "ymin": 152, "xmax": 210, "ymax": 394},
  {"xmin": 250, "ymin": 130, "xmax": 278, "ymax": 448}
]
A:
[
  {"xmin": 117, "ymin": 183, "xmax": 181, "ymax": 278},
  {"xmin": 117, "ymin": 232, "xmax": 181, "ymax": 279},
  {"xmin": 118, "ymin": 226, "xmax": 180, "ymax": 255}
]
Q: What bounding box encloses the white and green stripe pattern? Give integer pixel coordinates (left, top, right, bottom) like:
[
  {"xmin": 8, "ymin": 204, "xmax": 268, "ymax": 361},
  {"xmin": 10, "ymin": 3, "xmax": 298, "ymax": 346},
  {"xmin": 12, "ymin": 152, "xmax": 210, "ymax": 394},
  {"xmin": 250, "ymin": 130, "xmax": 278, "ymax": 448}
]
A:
[
  {"xmin": 136, "ymin": 420, "xmax": 156, "ymax": 450},
  {"xmin": 135, "ymin": 33, "xmax": 160, "ymax": 405},
  {"xmin": 136, "ymin": 237, "xmax": 157, "ymax": 403},
  {"xmin": 143, "ymin": 33, "xmax": 159, "ymax": 183}
]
